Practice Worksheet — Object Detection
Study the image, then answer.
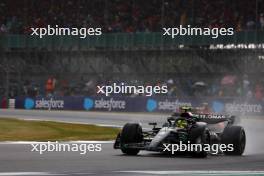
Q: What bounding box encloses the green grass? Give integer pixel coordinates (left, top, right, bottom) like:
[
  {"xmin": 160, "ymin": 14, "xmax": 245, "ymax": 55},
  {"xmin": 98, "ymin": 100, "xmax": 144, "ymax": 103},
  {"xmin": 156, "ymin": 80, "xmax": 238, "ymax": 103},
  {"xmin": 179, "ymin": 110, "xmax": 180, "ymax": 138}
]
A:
[{"xmin": 0, "ymin": 118, "xmax": 120, "ymax": 141}]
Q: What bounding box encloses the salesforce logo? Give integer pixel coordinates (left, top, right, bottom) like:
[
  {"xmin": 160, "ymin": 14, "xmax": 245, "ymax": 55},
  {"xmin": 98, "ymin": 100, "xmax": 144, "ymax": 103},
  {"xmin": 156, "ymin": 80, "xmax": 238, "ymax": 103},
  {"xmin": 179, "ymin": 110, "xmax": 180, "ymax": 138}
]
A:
[
  {"xmin": 24, "ymin": 98, "xmax": 35, "ymax": 109},
  {"xmin": 84, "ymin": 97, "xmax": 126, "ymax": 111},
  {"xmin": 146, "ymin": 99, "xmax": 157, "ymax": 112},
  {"xmin": 83, "ymin": 98, "xmax": 94, "ymax": 110},
  {"xmin": 212, "ymin": 101, "xmax": 224, "ymax": 113},
  {"xmin": 94, "ymin": 98, "xmax": 126, "ymax": 111},
  {"xmin": 147, "ymin": 99, "xmax": 191, "ymax": 112},
  {"xmin": 35, "ymin": 98, "xmax": 64, "ymax": 110},
  {"xmin": 24, "ymin": 98, "xmax": 64, "ymax": 110}
]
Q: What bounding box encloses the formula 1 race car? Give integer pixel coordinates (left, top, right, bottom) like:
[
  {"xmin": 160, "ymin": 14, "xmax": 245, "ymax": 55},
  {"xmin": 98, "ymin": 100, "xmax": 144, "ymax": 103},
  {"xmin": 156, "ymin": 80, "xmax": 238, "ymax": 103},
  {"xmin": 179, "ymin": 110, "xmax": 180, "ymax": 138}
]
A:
[{"xmin": 114, "ymin": 106, "xmax": 246, "ymax": 157}]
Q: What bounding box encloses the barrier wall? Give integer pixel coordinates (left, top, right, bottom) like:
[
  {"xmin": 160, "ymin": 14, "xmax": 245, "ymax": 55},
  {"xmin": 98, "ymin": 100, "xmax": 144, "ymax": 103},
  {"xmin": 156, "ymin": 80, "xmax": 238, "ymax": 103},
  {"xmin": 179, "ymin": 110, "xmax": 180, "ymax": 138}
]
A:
[
  {"xmin": 2, "ymin": 31, "xmax": 264, "ymax": 50},
  {"xmin": 15, "ymin": 96, "xmax": 264, "ymax": 116}
]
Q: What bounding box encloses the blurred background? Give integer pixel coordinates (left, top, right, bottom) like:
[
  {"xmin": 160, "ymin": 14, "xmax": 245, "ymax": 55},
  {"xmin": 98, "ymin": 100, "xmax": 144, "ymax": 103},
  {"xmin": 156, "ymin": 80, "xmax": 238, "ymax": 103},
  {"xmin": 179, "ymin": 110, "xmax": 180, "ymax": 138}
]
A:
[{"xmin": 0, "ymin": 0, "xmax": 264, "ymax": 104}]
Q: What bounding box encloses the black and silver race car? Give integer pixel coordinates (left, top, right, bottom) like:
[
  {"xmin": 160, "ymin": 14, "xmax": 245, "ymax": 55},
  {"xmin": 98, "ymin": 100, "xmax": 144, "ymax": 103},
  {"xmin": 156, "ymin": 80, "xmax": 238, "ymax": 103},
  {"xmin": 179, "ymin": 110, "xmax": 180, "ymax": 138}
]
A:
[{"xmin": 114, "ymin": 107, "xmax": 246, "ymax": 157}]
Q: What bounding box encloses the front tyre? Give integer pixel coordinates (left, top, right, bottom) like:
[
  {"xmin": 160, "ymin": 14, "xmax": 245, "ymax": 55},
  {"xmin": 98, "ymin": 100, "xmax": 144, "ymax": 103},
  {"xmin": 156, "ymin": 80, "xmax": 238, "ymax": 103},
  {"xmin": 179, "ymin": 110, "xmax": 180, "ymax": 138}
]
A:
[
  {"xmin": 191, "ymin": 128, "xmax": 210, "ymax": 158},
  {"xmin": 120, "ymin": 123, "xmax": 143, "ymax": 155}
]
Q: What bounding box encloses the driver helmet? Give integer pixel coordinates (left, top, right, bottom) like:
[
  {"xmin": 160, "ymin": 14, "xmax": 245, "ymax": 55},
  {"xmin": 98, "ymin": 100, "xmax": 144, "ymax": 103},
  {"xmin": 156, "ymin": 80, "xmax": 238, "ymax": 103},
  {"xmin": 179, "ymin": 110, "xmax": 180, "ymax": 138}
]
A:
[
  {"xmin": 179, "ymin": 106, "xmax": 193, "ymax": 118},
  {"xmin": 179, "ymin": 106, "xmax": 192, "ymax": 113}
]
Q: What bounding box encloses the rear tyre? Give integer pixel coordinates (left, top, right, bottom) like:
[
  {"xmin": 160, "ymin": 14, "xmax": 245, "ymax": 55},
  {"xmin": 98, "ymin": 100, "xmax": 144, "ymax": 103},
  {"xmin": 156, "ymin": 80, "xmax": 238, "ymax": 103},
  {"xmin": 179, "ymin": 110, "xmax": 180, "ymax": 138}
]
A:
[
  {"xmin": 120, "ymin": 123, "xmax": 143, "ymax": 155},
  {"xmin": 221, "ymin": 126, "xmax": 246, "ymax": 155}
]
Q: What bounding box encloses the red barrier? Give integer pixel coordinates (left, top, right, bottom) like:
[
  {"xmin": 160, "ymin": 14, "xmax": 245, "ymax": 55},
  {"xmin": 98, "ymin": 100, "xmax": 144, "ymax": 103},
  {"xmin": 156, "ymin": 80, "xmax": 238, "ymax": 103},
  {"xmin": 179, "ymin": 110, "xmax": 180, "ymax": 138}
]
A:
[{"xmin": 1, "ymin": 97, "xmax": 7, "ymax": 109}]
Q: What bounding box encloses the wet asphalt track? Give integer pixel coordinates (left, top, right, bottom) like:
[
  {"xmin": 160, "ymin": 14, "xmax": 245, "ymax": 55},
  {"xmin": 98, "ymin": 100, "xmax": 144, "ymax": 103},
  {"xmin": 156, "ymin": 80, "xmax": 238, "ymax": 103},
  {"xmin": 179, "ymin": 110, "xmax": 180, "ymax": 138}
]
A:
[
  {"xmin": 0, "ymin": 143, "xmax": 264, "ymax": 176},
  {"xmin": 0, "ymin": 109, "xmax": 264, "ymax": 175}
]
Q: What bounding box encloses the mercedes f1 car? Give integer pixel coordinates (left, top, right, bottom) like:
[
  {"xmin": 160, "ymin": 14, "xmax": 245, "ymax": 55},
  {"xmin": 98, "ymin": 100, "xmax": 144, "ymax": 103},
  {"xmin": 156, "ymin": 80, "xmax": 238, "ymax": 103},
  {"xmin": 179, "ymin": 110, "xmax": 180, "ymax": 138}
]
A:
[{"xmin": 114, "ymin": 107, "xmax": 246, "ymax": 157}]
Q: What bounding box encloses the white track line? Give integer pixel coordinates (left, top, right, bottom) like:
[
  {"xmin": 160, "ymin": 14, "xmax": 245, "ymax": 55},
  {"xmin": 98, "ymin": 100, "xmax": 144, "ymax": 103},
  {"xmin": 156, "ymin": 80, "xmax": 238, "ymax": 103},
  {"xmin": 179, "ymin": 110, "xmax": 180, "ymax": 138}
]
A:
[
  {"xmin": 0, "ymin": 172, "xmax": 94, "ymax": 176},
  {"xmin": 115, "ymin": 171, "xmax": 264, "ymax": 175},
  {"xmin": 0, "ymin": 141, "xmax": 114, "ymax": 144},
  {"xmin": 0, "ymin": 172, "xmax": 65, "ymax": 176}
]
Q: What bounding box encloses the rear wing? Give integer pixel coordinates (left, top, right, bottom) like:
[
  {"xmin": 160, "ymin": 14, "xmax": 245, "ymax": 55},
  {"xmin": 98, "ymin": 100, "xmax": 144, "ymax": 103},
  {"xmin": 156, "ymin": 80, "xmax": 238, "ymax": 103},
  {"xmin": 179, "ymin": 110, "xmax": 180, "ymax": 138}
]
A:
[{"xmin": 195, "ymin": 114, "xmax": 236, "ymax": 125}]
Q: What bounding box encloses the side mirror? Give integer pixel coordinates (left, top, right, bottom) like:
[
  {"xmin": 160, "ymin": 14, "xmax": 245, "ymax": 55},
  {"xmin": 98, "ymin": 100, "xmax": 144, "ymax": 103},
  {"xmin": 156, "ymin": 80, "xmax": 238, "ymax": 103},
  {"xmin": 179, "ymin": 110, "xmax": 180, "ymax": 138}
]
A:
[{"xmin": 167, "ymin": 116, "xmax": 175, "ymax": 125}]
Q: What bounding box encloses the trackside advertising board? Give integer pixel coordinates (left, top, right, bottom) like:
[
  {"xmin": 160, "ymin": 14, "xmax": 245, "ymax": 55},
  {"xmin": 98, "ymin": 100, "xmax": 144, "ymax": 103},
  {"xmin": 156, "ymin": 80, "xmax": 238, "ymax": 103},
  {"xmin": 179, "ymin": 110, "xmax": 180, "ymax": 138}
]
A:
[{"xmin": 15, "ymin": 96, "xmax": 264, "ymax": 116}]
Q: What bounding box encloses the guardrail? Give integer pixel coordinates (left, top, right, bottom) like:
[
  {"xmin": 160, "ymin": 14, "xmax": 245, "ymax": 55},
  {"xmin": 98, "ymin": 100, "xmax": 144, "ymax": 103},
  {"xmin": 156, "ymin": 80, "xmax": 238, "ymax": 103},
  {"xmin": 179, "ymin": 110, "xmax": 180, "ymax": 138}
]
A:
[{"xmin": 1, "ymin": 31, "xmax": 264, "ymax": 49}]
